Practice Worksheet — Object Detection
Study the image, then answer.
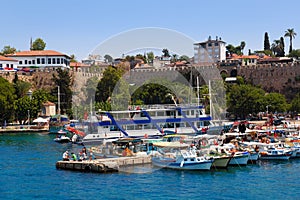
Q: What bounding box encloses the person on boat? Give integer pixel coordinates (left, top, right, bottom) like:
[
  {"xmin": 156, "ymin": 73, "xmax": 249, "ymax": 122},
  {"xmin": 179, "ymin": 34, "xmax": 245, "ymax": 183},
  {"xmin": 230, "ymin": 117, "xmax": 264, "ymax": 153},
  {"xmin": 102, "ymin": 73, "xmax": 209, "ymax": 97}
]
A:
[
  {"xmin": 71, "ymin": 152, "xmax": 77, "ymax": 161},
  {"xmin": 82, "ymin": 147, "xmax": 87, "ymax": 154},
  {"xmin": 62, "ymin": 150, "xmax": 69, "ymax": 161},
  {"xmin": 89, "ymin": 151, "xmax": 94, "ymax": 160}
]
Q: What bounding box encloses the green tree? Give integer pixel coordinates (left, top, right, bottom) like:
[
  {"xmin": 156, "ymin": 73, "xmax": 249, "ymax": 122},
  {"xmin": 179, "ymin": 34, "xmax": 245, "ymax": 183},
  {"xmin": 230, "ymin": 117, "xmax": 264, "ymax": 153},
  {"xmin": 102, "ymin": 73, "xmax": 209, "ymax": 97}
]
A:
[
  {"xmin": 288, "ymin": 49, "xmax": 300, "ymax": 58},
  {"xmin": 284, "ymin": 28, "xmax": 297, "ymax": 53},
  {"xmin": 227, "ymin": 84, "xmax": 265, "ymax": 119},
  {"xmin": 162, "ymin": 49, "xmax": 170, "ymax": 57},
  {"xmin": 179, "ymin": 55, "xmax": 190, "ymax": 63},
  {"xmin": 0, "ymin": 77, "xmax": 15, "ymax": 125},
  {"xmin": 51, "ymin": 68, "xmax": 73, "ymax": 116},
  {"xmin": 264, "ymin": 32, "xmax": 271, "ymax": 51},
  {"xmin": 13, "ymin": 74, "xmax": 31, "ymax": 99},
  {"xmin": 83, "ymin": 76, "xmax": 99, "ymax": 104},
  {"xmin": 132, "ymin": 83, "xmax": 172, "ymax": 105},
  {"xmin": 31, "ymin": 38, "xmax": 46, "ymax": 50},
  {"xmin": 280, "ymin": 37, "xmax": 285, "ymax": 56},
  {"xmin": 14, "ymin": 96, "xmax": 32, "ymax": 124},
  {"xmin": 70, "ymin": 54, "xmax": 77, "ymax": 62},
  {"xmin": 104, "ymin": 54, "xmax": 113, "ymax": 63},
  {"xmin": 271, "ymin": 39, "xmax": 284, "ymax": 57},
  {"xmin": 171, "ymin": 54, "xmax": 178, "ymax": 62},
  {"xmin": 1, "ymin": 45, "xmax": 16, "ymax": 55},
  {"xmin": 136, "ymin": 54, "xmax": 147, "ymax": 63},
  {"xmin": 240, "ymin": 41, "xmax": 246, "ymax": 54},
  {"xmin": 146, "ymin": 52, "xmax": 154, "ymax": 64},
  {"xmin": 95, "ymin": 66, "xmax": 125, "ymax": 103},
  {"xmin": 263, "ymin": 93, "xmax": 288, "ymax": 113},
  {"xmin": 291, "ymin": 93, "xmax": 300, "ymax": 113}
]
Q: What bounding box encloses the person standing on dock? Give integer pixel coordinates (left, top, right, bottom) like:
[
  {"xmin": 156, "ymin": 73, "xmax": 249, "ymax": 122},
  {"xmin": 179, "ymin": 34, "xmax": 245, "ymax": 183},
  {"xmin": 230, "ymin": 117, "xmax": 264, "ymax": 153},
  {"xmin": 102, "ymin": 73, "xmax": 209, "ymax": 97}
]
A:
[
  {"xmin": 62, "ymin": 151, "xmax": 69, "ymax": 161},
  {"xmin": 71, "ymin": 152, "xmax": 77, "ymax": 161}
]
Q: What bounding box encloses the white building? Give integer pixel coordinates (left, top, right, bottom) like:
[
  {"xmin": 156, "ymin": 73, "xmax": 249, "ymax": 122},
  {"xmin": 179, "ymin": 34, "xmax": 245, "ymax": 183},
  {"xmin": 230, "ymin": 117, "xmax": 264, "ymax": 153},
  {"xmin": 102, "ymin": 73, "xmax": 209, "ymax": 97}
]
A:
[
  {"xmin": 194, "ymin": 36, "xmax": 226, "ymax": 64},
  {"xmin": 7, "ymin": 50, "xmax": 70, "ymax": 69},
  {"xmin": 0, "ymin": 55, "xmax": 18, "ymax": 69}
]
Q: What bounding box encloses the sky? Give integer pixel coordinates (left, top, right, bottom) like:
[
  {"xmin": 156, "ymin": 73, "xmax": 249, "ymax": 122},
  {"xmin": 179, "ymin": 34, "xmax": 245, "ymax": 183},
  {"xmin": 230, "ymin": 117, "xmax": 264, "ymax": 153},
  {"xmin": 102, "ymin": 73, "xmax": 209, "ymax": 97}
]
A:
[{"xmin": 1, "ymin": 0, "xmax": 300, "ymax": 60}]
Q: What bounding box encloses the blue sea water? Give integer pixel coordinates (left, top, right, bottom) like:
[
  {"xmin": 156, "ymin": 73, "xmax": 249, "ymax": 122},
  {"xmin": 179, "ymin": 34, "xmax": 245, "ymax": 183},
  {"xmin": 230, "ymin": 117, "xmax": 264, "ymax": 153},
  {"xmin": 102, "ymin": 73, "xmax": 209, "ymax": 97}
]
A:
[{"xmin": 1, "ymin": 133, "xmax": 300, "ymax": 200}]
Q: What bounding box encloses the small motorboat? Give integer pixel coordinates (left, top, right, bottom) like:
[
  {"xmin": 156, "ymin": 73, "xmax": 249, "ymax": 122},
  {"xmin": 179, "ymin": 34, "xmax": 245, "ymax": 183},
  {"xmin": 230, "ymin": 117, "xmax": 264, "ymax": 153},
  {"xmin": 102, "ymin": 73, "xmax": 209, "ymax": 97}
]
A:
[
  {"xmin": 259, "ymin": 148, "xmax": 292, "ymax": 160},
  {"xmin": 152, "ymin": 149, "xmax": 213, "ymax": 170},
  {"xmin": 54, "ymin": 135, "xmax": 71, "ymax": 143}
]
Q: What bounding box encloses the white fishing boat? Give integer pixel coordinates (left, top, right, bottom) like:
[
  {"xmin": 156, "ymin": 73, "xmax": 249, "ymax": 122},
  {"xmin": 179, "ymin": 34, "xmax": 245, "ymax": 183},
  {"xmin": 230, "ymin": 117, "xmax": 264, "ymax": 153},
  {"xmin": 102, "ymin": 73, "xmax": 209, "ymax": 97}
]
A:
[
  {"xmin": 259, "ymin": 148, "xmax": 292, "ymax": 160},
  {"xmin": 229, "ymin": 152, "xmax": 249, "ymax": 166},
  {"xmin": 152, "ymin": 149, "xmax": 213, "ymax": 170}
]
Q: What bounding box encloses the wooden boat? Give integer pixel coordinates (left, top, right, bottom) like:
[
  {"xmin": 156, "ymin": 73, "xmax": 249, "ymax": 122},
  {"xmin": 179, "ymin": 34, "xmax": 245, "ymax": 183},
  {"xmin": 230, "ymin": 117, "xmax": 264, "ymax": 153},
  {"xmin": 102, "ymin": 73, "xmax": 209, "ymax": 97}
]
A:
[
  {"xmin": 152, "ymin": 149, "xmax": 213, "ymax": 170},
  {"xmin": 229, "ymin": 152, "xmax": 249, "ymax": 166},
  {"xmin": 211, "ymin": 156, "xmax": 231, "ymax": 169},
  {"xmin": 259, "ymin": 148, "xmax": 292, "ymax": 160}
]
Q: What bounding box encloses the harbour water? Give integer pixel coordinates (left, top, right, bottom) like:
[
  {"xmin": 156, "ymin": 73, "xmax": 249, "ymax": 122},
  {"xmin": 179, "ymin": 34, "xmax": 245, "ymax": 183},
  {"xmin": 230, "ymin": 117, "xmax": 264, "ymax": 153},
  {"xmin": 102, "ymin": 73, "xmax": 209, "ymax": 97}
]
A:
[{"xmin": 1, "ymin": 133, "xmax": 300, "ymax": 200}]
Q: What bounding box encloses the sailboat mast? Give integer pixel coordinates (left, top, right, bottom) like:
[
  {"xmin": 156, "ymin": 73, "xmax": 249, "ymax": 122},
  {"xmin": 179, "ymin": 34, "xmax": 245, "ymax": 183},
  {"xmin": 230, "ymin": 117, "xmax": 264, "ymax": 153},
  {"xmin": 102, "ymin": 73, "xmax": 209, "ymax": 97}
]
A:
[
  {"xmin": 197, "ymin": 76, "xmax": 200, "ymax": 107},
  {"xmin": 209, "ymin": 80, "xmax": 212, "ymax": 119},
  {"xmin": 58, "ymin": 86, "xmax": 61, "ymax": 114}
]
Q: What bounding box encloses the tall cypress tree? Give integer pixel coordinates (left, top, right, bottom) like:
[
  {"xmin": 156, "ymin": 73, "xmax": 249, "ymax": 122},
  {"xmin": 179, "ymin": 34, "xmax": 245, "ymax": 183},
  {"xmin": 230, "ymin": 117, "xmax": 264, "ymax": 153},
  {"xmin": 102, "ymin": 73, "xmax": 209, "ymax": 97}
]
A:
[
  {"xmin": 264, "ymin": 32, "xmax": 270, "ymax": 50},
  {"xmin": 280, "ymin": 37, "xmax": 285, "ymax": 56}
]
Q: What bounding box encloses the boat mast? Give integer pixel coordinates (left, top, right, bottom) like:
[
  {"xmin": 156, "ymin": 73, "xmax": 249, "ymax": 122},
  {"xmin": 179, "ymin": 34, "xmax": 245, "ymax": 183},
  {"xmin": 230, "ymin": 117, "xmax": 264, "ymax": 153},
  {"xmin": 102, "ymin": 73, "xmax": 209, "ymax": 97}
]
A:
[
  {"xmin": 209, "ymin": 80, "xmax": 212, "ymax": 119},
  {"xmin": 58, "ymin": 86, "xmax": 61, "ymax": 114},
  {"xmin": 197, "ymin": 76, "xmax": 200, "ymax": 107}
]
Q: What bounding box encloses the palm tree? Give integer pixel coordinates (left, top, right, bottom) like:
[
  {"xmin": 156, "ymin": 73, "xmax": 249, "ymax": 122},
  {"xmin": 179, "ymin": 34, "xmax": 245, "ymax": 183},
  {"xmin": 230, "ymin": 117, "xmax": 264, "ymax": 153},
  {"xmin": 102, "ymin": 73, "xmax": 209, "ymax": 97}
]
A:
[
  {"xmin": 284, "ymin": 28, "xmax": 297, "ymax": 53},
  {"xmin": 240, "ymin": 41, "xmax": 246, "ymax": 55}
]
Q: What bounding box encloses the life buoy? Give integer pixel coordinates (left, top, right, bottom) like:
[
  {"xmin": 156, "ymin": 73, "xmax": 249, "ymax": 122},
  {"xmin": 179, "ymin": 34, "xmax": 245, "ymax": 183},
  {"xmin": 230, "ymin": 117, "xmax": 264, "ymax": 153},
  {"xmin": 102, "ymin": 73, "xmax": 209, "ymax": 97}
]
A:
[
  {"xmin": 266, "ymin": 140, "xmax": 270, "ymax": 144},
  {"xmin": 84, "ymin": 165, "xmax": 92, "ymax": 172}
]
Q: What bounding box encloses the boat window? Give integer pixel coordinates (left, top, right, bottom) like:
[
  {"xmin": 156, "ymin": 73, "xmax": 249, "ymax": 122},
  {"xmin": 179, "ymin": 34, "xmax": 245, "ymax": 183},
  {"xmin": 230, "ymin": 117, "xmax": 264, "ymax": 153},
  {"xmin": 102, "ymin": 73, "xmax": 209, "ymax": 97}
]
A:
[
  {"xmin": 185, "ymin": 110, "xmax": 190, "ymax": 115},
  {"xmin": 191, "ymin": 158, "xmax": 195, "ymax": 161},
  {"xmin": 140, "ymin": 112, "xmax": 146, "ymax": 117},
  {"xmin": 157, "ymin": 111, "xmax": 165, "ymax": 116},
  {"xmin": 136, "ymin": 125, "xmax": 143, "ymax": 130},
  {"xmin": 127, "ymin": 125, "xmax": 134, "ymax": 130},
  {"xmin": 144, "ymin": 124, "xmax": 151, "ymax": 129},
  {"xmin": 110, "ymin": 126, "xmax": 120, "ymax": 131},
  {"xmin": 184, "ymin": 159, "xmax": 187, "ymax": 161},
  {"xmin": 166, "ymin": 111, "xmax": 174, "ymax": 116}
]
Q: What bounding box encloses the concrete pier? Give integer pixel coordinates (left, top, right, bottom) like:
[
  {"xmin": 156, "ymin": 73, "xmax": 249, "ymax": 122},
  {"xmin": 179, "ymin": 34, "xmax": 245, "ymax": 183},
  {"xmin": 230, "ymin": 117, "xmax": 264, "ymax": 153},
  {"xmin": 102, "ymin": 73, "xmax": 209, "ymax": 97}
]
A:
[{"xmin": 56, "ymin": 155, "xmax": 152, "ymax": 173}]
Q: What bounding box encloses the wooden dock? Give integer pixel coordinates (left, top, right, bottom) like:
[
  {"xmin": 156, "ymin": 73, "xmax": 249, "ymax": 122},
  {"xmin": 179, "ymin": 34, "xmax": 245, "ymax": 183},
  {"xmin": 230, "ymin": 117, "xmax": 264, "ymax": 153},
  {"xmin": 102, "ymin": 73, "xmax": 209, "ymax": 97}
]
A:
[{"xmin": 56, "ymin": 155, "xmax": 152, "ymax": 173}]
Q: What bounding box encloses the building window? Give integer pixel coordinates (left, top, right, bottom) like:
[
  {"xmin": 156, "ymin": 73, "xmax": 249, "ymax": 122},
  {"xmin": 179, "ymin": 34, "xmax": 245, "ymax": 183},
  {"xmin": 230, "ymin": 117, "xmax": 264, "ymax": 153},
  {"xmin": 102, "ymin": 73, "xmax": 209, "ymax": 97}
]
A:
[
  {"xmin": 0, "ymin": 64, "xmax": 2, "ymax": 67},
  {"xmin": 52, "ymin": 58, "xmax": 56, "ymax": 64},
  {"xmin": 32, "ymin": 60, "xmax": 35, "ymax": 65},
  {"xmin": 29, "ymin": 61, "xmax": 31, "ymax": 65},
  {"xmin": 208, "ymin": 43, "xmax": 212, "ymax": 47},
  {"xmin": 42, "ymin": 58, "xmax": 45, "ymax": 64},
  {"xmin": 37, "ymin": 58, "xmax": 40, "ymax": 64},
  {"xmin": 57, "ymin": 58, "xmax": 60, "ymax": 64},
  {"xmin": 25, "ymin": 60, "xmax": 28, "ymax": 64},
  {"xmin": 19, "ymin": 61, "xmax": 22, "ymax": 65},
  {"xmin": 10, "ymin": 64, "xmax": 13, "ymax": 68},
  {"xmin": 61, "ymin": 58, "xmax": 63, "ymax": 64},
  {"xmin": 215, "ymin": 42, "xmax": 219, "ymax": 46},
  {"xmin": 6, "ymin": 64, "xmax": 9, "ymax": 68},
  {"xmin": 48, "ymin": 58, "xmax": 51, "ymax": 64}
]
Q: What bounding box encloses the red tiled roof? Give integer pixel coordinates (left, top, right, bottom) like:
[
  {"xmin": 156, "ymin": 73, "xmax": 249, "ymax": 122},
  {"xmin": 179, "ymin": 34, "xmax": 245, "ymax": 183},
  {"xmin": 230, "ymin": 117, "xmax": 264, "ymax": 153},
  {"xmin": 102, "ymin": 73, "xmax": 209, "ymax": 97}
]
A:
[
  {"xmin": 70, "ymin": 62, "xmax": 90, "ymax": 67},
  {"xmin": 0, "ymin": 55, "xmax": 18, "ymax": 62},
  {"xmin": 7, "ymin": 50, "xmax": 70, "ymax": 58}
]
